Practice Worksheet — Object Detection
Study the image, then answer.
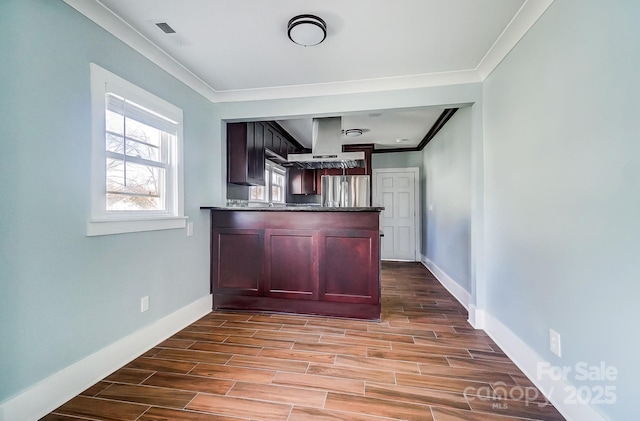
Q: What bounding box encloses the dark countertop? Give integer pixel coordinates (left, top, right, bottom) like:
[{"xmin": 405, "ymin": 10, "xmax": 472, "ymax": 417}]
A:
[{"xmin": 200, "ymin": 206, "xmax": 384, "ymax": 212}]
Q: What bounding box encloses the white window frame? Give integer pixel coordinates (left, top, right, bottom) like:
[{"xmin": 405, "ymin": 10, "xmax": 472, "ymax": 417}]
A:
[
  {"xmin": 88, "ymin": 63, "xmax": 186, "ymax": 236},
  {"xmin": 249, "ymin": 161, "xmax": 286, "ymax": 204},
  {"xmin": 270, "ymin": 164, "xmax": 286, "ymax": 204}
]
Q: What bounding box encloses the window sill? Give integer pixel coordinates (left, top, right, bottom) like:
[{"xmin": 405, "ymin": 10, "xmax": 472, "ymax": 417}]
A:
[{"xmin": 87, "ymin": 216, "xmax": 187, "ymax": 236}]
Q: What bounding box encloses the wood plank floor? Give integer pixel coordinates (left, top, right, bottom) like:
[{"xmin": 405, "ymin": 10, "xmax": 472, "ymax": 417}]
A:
[{"xmin": 42, "ymin": 262, "xmax": 565, "ymax": 421}]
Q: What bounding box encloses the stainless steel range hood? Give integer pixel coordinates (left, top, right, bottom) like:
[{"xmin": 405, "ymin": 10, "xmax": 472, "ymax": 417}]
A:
[{"xmin": 287, "ymin": 117, "xmax": 365, "ymax": 169}]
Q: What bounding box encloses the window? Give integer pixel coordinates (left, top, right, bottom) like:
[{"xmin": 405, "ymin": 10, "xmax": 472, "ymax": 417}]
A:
[
  {"xmin": 88, "ymin": 64, "xmax": 185, "ymax": 236},
  {"xmin": 249, "ymin": 161, "xmax": 286, "ymax": 204}
]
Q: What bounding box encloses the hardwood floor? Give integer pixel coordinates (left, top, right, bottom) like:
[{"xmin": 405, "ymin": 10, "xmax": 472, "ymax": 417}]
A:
[{"xmin": 42, "ymin": 262, "xmax": 565, "ymax": 421}]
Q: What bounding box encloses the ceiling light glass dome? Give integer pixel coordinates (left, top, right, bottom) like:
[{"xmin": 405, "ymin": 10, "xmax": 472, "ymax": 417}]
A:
[{"xmin": 288, "ymin": 15, "xmax": 327, "ymax": 46}]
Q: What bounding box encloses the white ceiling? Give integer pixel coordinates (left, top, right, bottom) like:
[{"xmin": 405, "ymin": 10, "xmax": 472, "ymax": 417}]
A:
[
  {"xmin": 66, "ymin": 0, "xmax": 552, "ymax": 149},
  {"xmin": 276, "ymin": 108, "xmax": 446, "ymax": 150}
]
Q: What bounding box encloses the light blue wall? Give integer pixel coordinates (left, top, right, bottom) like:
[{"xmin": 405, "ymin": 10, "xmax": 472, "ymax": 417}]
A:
[
  {"xmin": 0, "ymin": 0, "xmax": 217, "ymax": 402},
  {"xmin": 372, "ymin": 150, "xmax": 424, "ymax": 170},
  {"xmin": 423, "ymin": 107, "xmax": 472, "ymax": 292},
  {"xmin": 483, "ymin": 0, "xmax": 639, "ymax": 418}
]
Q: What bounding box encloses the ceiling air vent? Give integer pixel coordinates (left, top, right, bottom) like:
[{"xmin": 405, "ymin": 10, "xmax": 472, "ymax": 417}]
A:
[{"xmin": 155, "ymin": 22, "xmax": 176, "ymax": 34}]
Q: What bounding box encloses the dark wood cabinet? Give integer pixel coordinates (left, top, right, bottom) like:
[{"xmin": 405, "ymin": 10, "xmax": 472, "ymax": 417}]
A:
[
  {"xmin": 264, "ymin": 229, "xmax": 318, "ymax": 300},
  {"xmin": 288, "ymin": 168, "xmax": 318, "ymax": 195},
  {"xmin": 263, "ymin": 122, "xmax": 295, "ymax": 160},
  {"xmin": 211, "ymin": 228, "xmax": 263, "ymax": 295},
  {"xmin": 228, "ymin": 121, "xmax": 305, "ymax": 186},
  {"xmin": 251, "ymin": 123, "xmax": 266, "ymax": 182},
  {"xmin": 262, "ymin": 122, "xmax": 274, "ymax": 153},
  {"xmin": 274, "ymin": 131, "xmax": 286, "ymax": 158},
  {"xmin": 227, "ymin": 122, "xmax": 265, "ymax": 186},
  {"xmin": 319, "ymin": 229, "xmax": 378, "ymax": 303},
  {"xmin": 208, "ymin": 209, "xmax": 382, "ymax": 319},
  {"xmin": 286, "ymin": 142, "xmax": 296, "ymax": 158}
]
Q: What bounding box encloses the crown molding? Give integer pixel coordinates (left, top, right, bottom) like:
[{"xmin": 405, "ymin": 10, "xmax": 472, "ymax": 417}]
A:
[
  {"xmin": 373, "ymin": 108, "xmax": 459, "ymax": 154},
  {"xmin": 64, "ymin": 0, "xmax": 554, "ymax": 103},
  {"xmin": 62, "ymin": 0, "xmax": 219, "ymax": 102},
  {"xmin": 212, "ymin": 70, "xmax": 480, "ymax": 103},
  {"xmin": 476, "ymin": 0, "xmax": 555, "ymax": 80}
]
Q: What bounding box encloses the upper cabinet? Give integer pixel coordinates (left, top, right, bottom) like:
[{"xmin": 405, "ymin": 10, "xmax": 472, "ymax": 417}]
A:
[
  {"xmin": 227, "ymin": 122, "xmax": 265, "ymax": 186},
  {"xmin": 228, "ymin": 121, "xmax": 301, "ymax": 186},
  {"xmin": 264, "ymin": 123, "xmax": 285, "ymax": 159},
  {"xmin": 288, "ymin": 168, "xmax": 317, "ymax": 195}
]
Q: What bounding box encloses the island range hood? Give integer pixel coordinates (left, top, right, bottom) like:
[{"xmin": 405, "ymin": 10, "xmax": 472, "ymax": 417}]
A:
[{"xmin": 287, "ymin": 117, "xmax": 365, "ymax": 169}]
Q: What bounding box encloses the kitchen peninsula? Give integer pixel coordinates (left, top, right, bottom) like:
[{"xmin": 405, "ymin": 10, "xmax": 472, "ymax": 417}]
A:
[{"xmin": 201, "ymin": 206, "xmax": 384, "ymax": 319}]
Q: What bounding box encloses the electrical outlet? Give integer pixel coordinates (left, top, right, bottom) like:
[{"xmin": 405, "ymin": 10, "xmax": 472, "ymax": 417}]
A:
[
  {"xmin": 187, "ymin": 222, "xmax": 194, "ymax": 237},
  {"xmin": 549, "ymin": 328, "xmax": 561, "ymax": 357},
  {"xmin": 141, "ymin": 296, "xmax": 149, "ymax": 313}
]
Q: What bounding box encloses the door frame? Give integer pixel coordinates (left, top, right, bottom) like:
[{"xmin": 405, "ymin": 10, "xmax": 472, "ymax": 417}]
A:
[{"xmin": 372, "ymin": 167, "xmax": 421, "ymax": 262}]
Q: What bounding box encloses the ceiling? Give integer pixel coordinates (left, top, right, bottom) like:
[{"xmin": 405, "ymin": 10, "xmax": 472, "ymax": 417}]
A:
[
  {"xmin": 66, "ymin": 0, "xmax": 552, "ymax": 149},
  {"xmin": 276, "ymin": 108, "xmax": 447, "ymax": 150}
]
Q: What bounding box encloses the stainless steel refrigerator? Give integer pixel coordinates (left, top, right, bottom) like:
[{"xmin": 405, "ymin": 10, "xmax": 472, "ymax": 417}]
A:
[{"xmin": 321, "ymin": 175, "xmax": 370, "ymax": 207}]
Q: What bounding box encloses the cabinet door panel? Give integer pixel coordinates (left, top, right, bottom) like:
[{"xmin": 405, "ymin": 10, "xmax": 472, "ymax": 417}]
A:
[
  {"xmin": 264, "ymin": 229, "xmax": 318, "ymax": 300},
  {"xmin": 303, "ymin": 169, "xmax": 317, "ymax": 194},
  {"xmin": 319, "ymin": 230, "xmax": 379, "ymax": 303},
  {"xmin": 288, "ymin": 168, "xmax": 317, "ymax": 195},
  {"xmin": 260, "ymin": 122, "xmax": 272, "ymax": 151},
  {"xmin": 249, "ymin": 122, "xmax": 265, "ymax": 184},
  {"xmin": 288, "ymin": 168, "xmax": 301, "ymax": 195},
  {"xmin": 273, "ymin": 132, "xmax": 284, "ymax": 158},
  {"xmin": 227, "ymin": 122, "xmax": 265, "ymax": 186},
  {"xmin": 227, "ymin": 123, "xmax": 248, "ymax": 184},
  {"xmin": 212, "ymin": 228, "xmax": 263, "ymax": 295}
]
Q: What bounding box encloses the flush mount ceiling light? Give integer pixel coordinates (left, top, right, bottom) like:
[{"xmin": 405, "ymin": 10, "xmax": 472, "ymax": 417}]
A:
[
  {"xmin": 343, "ymin": 129, "xmax": 363, "ymax": 137},
  {"xmin": 288, "ymin": 14, "xmax": 327, "ymax": 46}
]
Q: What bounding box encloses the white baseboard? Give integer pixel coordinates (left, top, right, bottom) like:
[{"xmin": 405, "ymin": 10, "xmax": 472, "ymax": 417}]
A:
[
  {"xmin": 0, "ymin": 294, "xmax": 212, "ymax": 421},
  {"xmin": 421, "ymin": 257, "xmax": 472, "ymax": 311},
  {"xmin": 420, "ymin": 257, "xmax": 482, "ymax": 329},
  {"xmin": 467, "ymin": 304, "xmax": 486, "ymax": 329},
  {"xmin": 418, "ymin": 256, "xmax": 607, "ymax": 420},
  {"xmin": 483, "ymin": 311, "xmax": 608, "ymax": 421}
]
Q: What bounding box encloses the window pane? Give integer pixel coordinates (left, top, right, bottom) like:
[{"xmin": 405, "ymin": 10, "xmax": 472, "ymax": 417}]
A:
[
  {"xmin": 107, "ymin": 192, "xmax": 162, "ymax": 211},
  {"xmin": 272, "ymin": 171, "xmax": 285, "ymax": 186},
  {"xmin": 106, "ymin": 108, "xmax": 164, "ymax": 163},
  {"xmin": 271, "ymin": 170, "xmax": 285, "ymax": 203},
  {"xmin": 106, "ymin": 109, "xmax": 124, "ymax": 136},
  {"xmin": 124, "ymin": 117, "xmax": 162, "ymax": 162},
  {"xmin": 271, "ymin": 185, "xmax": 283, "ymax": 203},
  {"xmin": 248, "ymin": 161, "xmax": 286, "ymax": 204},
  {"xmin": 106, "ymin": 132, "xmax": 124, "ymax": 154},
  {"xmin": 249, "ymin": 185, "xmax": 266, "ymax": 201},
  {"xmin": 106, "ymin": 93, "xmax": 178, "ymax": 135},
  {"xmin": 106, "ymin": 158, "xmax": 165, "ymax": 211}
]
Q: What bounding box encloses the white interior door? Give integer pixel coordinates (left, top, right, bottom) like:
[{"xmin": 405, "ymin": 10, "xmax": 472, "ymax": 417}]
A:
[{"xmin": 373, "ymin": 168, "xmax": 419, "ymax": 261}]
